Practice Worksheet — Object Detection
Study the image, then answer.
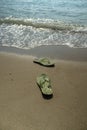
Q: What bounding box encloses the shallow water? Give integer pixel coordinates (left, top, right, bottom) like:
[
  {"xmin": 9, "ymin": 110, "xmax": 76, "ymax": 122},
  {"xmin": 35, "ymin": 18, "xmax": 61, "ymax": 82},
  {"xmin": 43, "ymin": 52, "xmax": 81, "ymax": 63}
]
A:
[{"xmin": 0, "ymin": 0, "xmax": 87, "ymax": 49}]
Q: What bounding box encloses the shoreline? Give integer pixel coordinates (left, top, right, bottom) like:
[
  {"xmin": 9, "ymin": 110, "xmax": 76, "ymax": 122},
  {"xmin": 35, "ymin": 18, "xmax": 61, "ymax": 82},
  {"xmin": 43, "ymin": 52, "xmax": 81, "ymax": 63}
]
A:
[
  {"xmin": 0, "ymin": 45, "xmax": 87, "ymax": 61},
  {"xmin": 0, "ymin": 45, "xmax": 87, "ymax": 130}
]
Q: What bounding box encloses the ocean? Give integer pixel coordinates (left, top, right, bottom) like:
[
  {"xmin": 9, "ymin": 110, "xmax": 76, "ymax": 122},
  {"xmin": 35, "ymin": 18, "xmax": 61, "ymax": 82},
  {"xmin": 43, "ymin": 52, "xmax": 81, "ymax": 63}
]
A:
[{"xmin": 0, "ymin": 0, "xmax": 87, "ymax": 49}]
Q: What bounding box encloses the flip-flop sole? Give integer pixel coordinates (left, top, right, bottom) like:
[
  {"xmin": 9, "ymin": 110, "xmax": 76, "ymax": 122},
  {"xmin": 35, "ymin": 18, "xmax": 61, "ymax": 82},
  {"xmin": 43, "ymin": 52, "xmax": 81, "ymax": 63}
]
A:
[
  {"xmin": 36, "ymin": 74, "xmax": 53, "ymax": 96},
  {"xmin": 33, "ymin": 58, "xmax": 55, "ymax": 67}
]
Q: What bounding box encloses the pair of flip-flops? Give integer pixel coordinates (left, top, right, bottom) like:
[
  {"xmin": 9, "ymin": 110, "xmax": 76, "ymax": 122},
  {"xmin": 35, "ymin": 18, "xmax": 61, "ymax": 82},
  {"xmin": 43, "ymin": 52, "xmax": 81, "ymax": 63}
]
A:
[{"xmin": 33, "ymin": 57, "xmax": 54, "ymax": 97}]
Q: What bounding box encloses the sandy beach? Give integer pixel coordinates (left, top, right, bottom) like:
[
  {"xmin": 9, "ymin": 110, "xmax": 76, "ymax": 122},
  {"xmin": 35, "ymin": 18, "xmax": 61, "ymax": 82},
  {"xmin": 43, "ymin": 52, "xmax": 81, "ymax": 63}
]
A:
[{"xmin": 0, "ymin": 46, "xmax": 87, "ymax": 130}]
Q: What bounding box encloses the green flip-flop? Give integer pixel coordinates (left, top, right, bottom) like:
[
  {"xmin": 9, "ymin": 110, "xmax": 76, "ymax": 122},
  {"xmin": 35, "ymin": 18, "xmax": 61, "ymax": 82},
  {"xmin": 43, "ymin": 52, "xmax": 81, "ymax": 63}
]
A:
[
  {"xmin": 36, "ymin": 74, "xmax": 53, "ymax": 96},
  {"xmin": 33, "ymin": 57, "xmax": 55, "ymax": 67}
]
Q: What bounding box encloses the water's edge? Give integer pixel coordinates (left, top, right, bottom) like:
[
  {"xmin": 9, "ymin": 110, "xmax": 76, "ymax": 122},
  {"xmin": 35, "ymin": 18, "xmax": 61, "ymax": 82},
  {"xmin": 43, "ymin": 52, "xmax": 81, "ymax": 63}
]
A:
[{"xmin": 0, "ymin": 45, "xmax": 87, "ymax": 61}]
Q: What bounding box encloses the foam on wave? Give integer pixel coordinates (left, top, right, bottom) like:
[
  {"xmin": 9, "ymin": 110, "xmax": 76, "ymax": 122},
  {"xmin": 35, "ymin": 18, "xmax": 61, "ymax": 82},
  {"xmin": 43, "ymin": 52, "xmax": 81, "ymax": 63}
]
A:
[
  {"xmin": 0, "ymin": 17, "xmax": 87, "ymax": 33},
  {"xmin": 0, "ymin": 17, "xmax": 87, "ymax": 49}
]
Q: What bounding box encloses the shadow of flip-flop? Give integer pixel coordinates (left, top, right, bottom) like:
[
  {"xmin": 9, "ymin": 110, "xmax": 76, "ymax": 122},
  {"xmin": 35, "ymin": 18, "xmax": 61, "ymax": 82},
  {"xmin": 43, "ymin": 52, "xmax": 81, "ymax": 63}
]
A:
[{"xmin": 42, "ymin": 93, "xmax": 53, "ymax": 99}]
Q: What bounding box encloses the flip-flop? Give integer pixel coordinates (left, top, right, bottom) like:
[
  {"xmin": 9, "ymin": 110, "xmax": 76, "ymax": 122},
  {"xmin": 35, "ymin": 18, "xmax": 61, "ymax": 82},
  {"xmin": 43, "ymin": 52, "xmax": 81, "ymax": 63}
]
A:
[
  {"xmin": 36, "ymin": 74, "xmax": 53, "ymax": 96},
  {"xmin": 33, "ymin": 57, "xmax": 55, "ymax": 67}
]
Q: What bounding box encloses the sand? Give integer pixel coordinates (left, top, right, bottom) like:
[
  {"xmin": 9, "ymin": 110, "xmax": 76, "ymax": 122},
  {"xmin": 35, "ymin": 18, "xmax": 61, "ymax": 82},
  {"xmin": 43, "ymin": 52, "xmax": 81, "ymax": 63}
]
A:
[{"xmin": 0, "ymin": 46, "xmax": 87, "ymax": 130}]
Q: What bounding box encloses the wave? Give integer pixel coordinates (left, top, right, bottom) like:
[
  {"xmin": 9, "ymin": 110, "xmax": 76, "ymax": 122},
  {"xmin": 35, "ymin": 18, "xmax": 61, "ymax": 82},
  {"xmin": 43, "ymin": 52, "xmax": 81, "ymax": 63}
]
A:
[
  {"xmin": 0, "ymin": 17, "xmax": 87, "ymax": 49},
  {"xmin": 0, "ymin": 17, "xmax": 87, "ymax": 33}
]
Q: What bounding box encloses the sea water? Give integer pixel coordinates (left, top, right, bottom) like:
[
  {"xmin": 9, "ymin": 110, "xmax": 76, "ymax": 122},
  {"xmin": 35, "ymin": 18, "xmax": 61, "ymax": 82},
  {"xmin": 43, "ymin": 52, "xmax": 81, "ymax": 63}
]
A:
[{"xmin": 0, "ymin": 0, "xmax": 87, "ymax": 49}]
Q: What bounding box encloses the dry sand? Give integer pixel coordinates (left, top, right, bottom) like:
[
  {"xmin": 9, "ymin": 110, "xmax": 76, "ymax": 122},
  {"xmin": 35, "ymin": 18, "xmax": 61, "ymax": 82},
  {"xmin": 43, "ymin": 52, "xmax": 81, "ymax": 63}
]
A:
[{"xmin": 0, "ymin": 46, "xmax": 87, "ymax": 130}]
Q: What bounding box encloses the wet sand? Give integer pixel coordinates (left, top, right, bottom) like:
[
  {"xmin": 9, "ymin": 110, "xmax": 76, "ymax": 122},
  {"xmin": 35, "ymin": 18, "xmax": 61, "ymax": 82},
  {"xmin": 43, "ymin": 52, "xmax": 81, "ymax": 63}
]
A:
[
  {"xmin": 0, "ymin": 46, "xmax": 87, "ymax": 130},
  {"xmin": 0, "ymin": 45, "xmax": 87, "ymax": 61}
]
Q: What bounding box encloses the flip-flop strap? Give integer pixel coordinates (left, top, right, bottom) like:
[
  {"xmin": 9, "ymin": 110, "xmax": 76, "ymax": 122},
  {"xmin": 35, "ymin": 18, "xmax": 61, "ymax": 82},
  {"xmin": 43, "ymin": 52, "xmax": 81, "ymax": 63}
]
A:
[{"xmin": 40, "ymin": 77, "xmax": 50, "ymax": 88}]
